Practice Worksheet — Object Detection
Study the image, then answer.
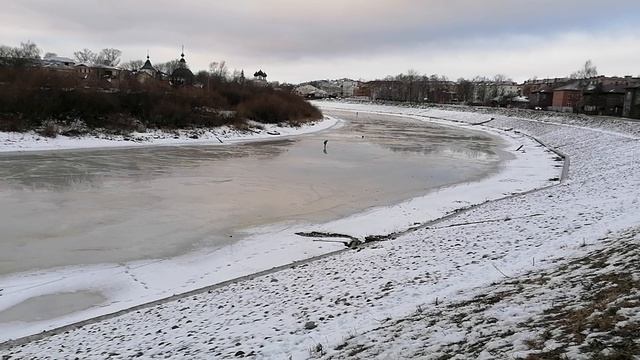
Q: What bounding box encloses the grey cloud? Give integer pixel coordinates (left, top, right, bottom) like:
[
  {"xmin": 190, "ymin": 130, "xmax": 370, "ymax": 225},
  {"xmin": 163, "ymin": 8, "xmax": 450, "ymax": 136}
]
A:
[
  {"xmin": 6, "ymin": 0, "xmax": 639, "ymax": 58},
  {"xmin": 1, "ymin": 1, "xmax": 639, "ymax": 81}
]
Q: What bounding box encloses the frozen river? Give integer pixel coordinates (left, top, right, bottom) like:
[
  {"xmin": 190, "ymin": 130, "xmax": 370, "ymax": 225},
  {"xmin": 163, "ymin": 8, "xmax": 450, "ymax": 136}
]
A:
[
  {"xmin": 0, "ymin": 111, "xmax": 504, "ymax": 276},
  {"xmin": 0, "ymin": 110, "xmax": 517, "ymax": 339}
]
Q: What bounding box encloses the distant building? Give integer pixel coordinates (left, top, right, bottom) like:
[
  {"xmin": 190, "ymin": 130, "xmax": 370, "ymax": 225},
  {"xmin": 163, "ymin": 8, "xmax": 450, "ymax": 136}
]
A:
[
  {"xmin": 582, "ymin": 83, "xmax": 627, "ymax": 116},
  {"xmin": 623, "ymin": 85, "xmax": 640, "ymax": 119},
  {"xmin": 136, "ymin": 54, "xmax": 163, "ymax": 83},
  {"xmin": 470, "ymin": 82, "xmax": 491, "ymax": 104},
  {"xmin": 294, "ymin": 84, "xmax": 329, "ymax": 99},
  {"xmin": 529, "ymin": 85, "xmax": 555, "ymax": 109},
  {"xmin": 139, "ymin": 55, "xmax": 156, "ymax": 75},
  {"xmin": 36, "ymin": 56, "xmax": 78, "ymax": 76},
  {"xmin": 305, "ymin": 80, "xmax": 341, "ymax": 97},
  {"xmin": 41, "ymin": 56, "xmax": 76, "ymax": 67},
  {"xmin": 340, "ymin": 80, "xmax": 358, "ymax": 97},
  {"xmin": 253, "ymin": 70, "xmax": 268, "ymax": 85},
  {"xmin": 522, "ymin": 78, "xmax": 571, "ymax": 98},
  {"xmin": 353, "ymin": 84, "xmax": 371, "ymax": 98},
  {"xmin": 551, "ymin": 82, "xmax": 584, "ymax": 112},
  {"xmin": 304, "ymin": 79, "xmax": 360, "ymax": 98},
  {"xmin": 506, "ymin": 95, "xmax": 530, "ymax": 109},
  {"xmin": 496, "ymin": 82, "xmax": 521, "ymax": 97},
  {"xmin": 75, "ymin": 63, "xmax": 122, "ymax": 80},
  {"xmin": 364, "ymin": 79, "xmax": 456, "ymax": 103},
  {"xmin": 170, "ymin": 49, "xmax": 194, "ymax": 86},
  {"xmin": 550, "ymin": 76, "xmax": 640, "ymax": 114},
  {"xmin": 69, "ymin": 63, "xmax": 125, "ymax": 90}
]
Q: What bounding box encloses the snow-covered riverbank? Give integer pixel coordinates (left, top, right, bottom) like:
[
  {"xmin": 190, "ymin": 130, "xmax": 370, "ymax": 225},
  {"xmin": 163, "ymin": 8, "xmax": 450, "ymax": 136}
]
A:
[
  {"xmin": 7, "ymin": 100, "xmax": 640, "ymax": 358},
  {"xmin": 0, "ymin": 104, "xmax": 560, "ymax": 345},
  {"xmin": 0, "ymin": 117, "xmax": 340, "ymax": 153}
]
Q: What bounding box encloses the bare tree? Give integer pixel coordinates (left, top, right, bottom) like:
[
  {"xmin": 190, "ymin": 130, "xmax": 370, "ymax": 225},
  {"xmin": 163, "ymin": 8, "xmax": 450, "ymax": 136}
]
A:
[
  {"xmin": 74, "ymin": 48, "xmax": 97, "ymax": 64},
  {"xmin": 154, "ymin": 59, "xmax": 182, "ymax": 74},
  {"xmin": 570, "ymin": 60, "xmax": 598, "ymax": 79},
  {"xmin": 231, "ymin": 69, "xmax": 243, "ymax": 83},
  {"xmin": 43, "ymin": 52, "xmax": 58, "ymax": 59},
  {"xmin": 405, "ymin": 69, "xmax": 420, "ymax": 102},
  {"xmin": 0, "ymin": 45, "xmax": 12, "ymax": 58},
  {"xmin": 486, "ymin": 74, "xmax": 509, "ymax": 100},
  {"xmin": 233, "ymin": 69, "xmax": 246, "ymax": 84},
  {"xmin": 120, "ymin": 59, "xmax": 145, "ymax": 71},
  {"xmin": 195, "ymin": 70, "xmax": 210, "ymax": 85},
  {"xmin": 96, "ymin": 48, "xmax": 122, "ymax": 67},
  {"xmin": 0, "ymin": 41, "xmax": 42, "ymax": 66},
  {"xmin": 405, "ymin": 69, "xmax": 420, "ymax": 79},
  {"xmin": 472, "ymin": 76, "xmax": 491, "ymax": 104},
  {"xmin": 493, "ymin": 74, "xmax": 511, "ymax": 83},
  {"xmin": 17, "ymin": 41, "xmax": 41, "ymax": 58},
  {"xmin": 456, "ymin": 78, "xmax": 473, "ymax": 103},
  {"xmin": 209, "ymin": 60, "xmax": 229, "ymax": 81}
]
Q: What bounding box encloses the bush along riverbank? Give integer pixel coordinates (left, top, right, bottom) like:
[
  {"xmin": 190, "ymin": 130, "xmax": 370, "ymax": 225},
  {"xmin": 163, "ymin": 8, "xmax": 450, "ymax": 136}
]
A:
[{"xmin": 0, "ymin": 66, "xmax": 321, "ymax": 137}]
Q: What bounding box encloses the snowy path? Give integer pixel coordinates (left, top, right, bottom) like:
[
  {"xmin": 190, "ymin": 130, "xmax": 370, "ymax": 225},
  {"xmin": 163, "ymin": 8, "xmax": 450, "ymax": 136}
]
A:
[{"xmin": 2, "ymin": 103, "xmax": 639, "ymax": 359}]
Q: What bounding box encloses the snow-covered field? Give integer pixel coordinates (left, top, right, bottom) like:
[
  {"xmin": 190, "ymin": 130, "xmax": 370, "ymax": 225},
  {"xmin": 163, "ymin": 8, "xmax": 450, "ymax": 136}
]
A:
[
  {"xmin": 2, "ymin": 102, "xmax": 638, "ymax": 359},
  {"xmin": 0, "ymin": 117, "xmax": 339, "ymax": 153}
]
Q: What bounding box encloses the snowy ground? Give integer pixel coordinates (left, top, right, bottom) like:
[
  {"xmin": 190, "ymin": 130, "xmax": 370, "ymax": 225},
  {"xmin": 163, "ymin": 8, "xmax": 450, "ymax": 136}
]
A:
[
  {"xmin": 2, "ymin": 102, "xmax": 639, "ymax": 359},
  {"xmin": 0, "ymin": 117, "xmax": 339, "ymax": 153},
  {"xmin": 326, "ymin": 227, "xmax": 640, "ymax": 360}
]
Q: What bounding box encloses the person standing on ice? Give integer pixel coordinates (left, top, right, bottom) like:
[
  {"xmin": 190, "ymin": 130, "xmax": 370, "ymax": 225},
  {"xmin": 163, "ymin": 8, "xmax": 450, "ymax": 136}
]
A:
[{"xmin": 323, "ymin": 140, "xmax": 328, "ymax": 154}]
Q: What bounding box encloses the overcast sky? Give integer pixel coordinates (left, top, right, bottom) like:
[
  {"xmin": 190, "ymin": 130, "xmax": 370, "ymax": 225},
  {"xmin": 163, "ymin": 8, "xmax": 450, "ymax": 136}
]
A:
[{"xmin": 2, "ymin": 0, "xmax": 639, "ymax": 83}]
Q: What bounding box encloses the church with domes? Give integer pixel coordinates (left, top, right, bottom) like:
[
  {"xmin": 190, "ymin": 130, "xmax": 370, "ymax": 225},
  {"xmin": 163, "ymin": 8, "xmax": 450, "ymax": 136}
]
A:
[
  {"xmin": 134, "ymin": 48, "xmax": 194, "ymax": 86},
  {"xmin": 135, "ymin": 53, "xmax": 163, "ymax": 83},
  {"xmin": 170, "ymin": 48, "xmax": 194, "ymax": 86}
]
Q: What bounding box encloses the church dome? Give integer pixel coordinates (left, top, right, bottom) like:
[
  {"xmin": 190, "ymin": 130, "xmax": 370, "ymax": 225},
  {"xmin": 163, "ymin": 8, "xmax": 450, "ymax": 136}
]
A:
[
  {"xmin": 170, "ymin": 49, "xmax": 194, "ymax": 86},
  {"xmin": 171, "ymin": 66, "xmax": 193, "ymax": 79},
  {"xmin": 140, "ymin": 55, "xmax": 155, "ymax": 71}
]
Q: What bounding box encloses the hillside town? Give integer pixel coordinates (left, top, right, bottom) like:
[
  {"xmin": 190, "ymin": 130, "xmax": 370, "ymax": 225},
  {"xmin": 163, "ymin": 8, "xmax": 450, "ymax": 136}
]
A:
[
  {"xmin": 0, "ymin": 42, "xmax": 324, "ymax": 138},
  {"xmin": 0, "ymin": 41, "xmax": 275, "ymax": 92},
  {"xmin": 2, "ymin": 42, "xmax": 639, "ymax": 120}
]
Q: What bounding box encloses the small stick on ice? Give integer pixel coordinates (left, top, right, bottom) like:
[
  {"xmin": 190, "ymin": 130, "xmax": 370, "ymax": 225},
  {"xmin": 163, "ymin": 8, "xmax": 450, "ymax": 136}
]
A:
[
  {"xmin": 312, "ymin": 239, "xmax": 346, "ymax": 244},
  {"xmin": 491, "ymin": 263, "xmax": 511, "ymax": 278}
]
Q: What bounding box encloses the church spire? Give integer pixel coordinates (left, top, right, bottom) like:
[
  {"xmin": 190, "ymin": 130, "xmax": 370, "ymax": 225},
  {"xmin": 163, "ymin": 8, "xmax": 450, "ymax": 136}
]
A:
[{"xmin": 179, "ymin": 45, "xmax": 187, "ymax": 67}]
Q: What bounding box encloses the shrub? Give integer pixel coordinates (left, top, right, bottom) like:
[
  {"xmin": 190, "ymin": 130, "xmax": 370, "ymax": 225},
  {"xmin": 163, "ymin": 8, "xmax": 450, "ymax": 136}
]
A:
[
  {"xmin": 0, "ymin": 115, "xmax": 32, "ymax": 132},
  {"xmin": 39, "ymin": 120, "xmax": 59, "ymax": 138},
  {"xmin": 237, "ymin": 92, "xmax": 321, "ymax": 124},
  {"xmin": 0, "ymin": 65, "xmax": 321, "ymax": 131}
]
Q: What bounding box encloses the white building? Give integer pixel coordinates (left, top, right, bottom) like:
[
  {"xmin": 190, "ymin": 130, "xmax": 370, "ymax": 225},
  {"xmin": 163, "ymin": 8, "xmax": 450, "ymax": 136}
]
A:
[
  {"xmin": 294, "ymin": 84, "xmax": 329, "ymax": 98},
  {"xmin": 41, "ymin": 56, "xmax": 76, "ymax": 67},
  {"xmin": 497, "ymin": 82, "xmax": 522, "ymax": 97},
  {"xmin": 340, "ymin": 80, "xmax": 358, "ymax": 97}
]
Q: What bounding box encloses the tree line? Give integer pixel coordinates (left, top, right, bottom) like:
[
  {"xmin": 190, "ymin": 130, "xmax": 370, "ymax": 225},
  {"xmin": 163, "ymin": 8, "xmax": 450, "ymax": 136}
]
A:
[
  {"xmin": 0, "ymin": 42, "xmax": 321, "ymax": 135},
  {"xmin": 367, "ymin": 60, "xmax": 600, "ymax": 104}
]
